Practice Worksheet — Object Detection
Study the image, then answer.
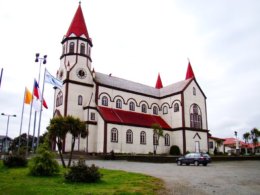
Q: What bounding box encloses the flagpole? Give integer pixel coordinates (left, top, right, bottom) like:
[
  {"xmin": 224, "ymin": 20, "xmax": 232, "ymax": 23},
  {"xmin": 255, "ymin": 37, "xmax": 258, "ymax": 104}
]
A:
[
  {"xmin": 0, "ymin": 68, "xmax": 3, "ymax": 88},
  {"xmin": 18, "ymin": 87, "xmax": 26, "ymax": 154},
  {"xmin": 32, "ymin": 53, "xmax": 47, "ymax": 152},
  {"xmin": 26, "ymin": 81, "xmax": 35, "ymax": 157},
  {"xmin": 36, "ymin": 68, "xmax": 46, "ymax": 149}
]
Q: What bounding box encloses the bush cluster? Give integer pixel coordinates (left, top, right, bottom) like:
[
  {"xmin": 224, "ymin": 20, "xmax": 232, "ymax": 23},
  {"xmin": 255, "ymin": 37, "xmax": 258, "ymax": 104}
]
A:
[
  {"xmin": 170, "ymin": 145, "xmax": 181, "ymax": 155},
  {"xmin": 3, "ymin": 155, "xmax": 28, "ymax": 168},
  {"xmin": 65, "ymin": 159, "xmax": 102, "ymax": 183},
  {"xmin": 29, "ymin": 143, "xmax": 59, "ymax": 176}
]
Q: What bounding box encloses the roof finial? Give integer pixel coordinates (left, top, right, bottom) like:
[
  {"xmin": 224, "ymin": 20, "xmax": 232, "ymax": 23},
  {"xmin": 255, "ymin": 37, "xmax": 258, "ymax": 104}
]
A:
[{"xmin": 79, "ymin": 1, "xmax": 81, "ymax": 5}]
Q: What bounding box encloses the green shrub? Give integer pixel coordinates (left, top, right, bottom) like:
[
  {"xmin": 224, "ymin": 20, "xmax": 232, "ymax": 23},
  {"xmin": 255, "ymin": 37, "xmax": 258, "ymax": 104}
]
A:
[
  {"xmin": 3, "ymin": 155, "xmax": 28, "ymax": 168},
  {"xmin": 29, "ymin": 143, "xmax": 59, "ymax": 176},
  {"xmin": 65, "ymin": 159, "xmax": 102, "ymax": 183},
  {"xmin": 169, "ymin": 145, "xmax": 181, "ymax": 155}
]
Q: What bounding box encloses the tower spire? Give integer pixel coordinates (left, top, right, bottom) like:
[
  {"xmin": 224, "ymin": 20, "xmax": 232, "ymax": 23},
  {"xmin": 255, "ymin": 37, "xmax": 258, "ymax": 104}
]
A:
[
  {"xmin": 185, "ymin": 60, "xmax": 195, "ymax": 80},
  {"xmin": 66, "ymin": 3, "xmax": 90, "ymax": 40},
  {"xmin": 155, "ymin": 73, "xmax": 163, "ymax": 89}
]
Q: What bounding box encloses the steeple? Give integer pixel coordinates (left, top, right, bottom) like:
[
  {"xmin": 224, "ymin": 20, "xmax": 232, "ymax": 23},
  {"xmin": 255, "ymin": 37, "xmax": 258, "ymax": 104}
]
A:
[
  {"xmin": 66, "ymin": 3, "xmax": 90, "ymax": 40},
  {"xmin": 185, "ymin": 61, "xmax": 195, "ymax": 80},
  {"xmin": 155, "ymin": 73, "xmax": 163, "ymax": 89}
]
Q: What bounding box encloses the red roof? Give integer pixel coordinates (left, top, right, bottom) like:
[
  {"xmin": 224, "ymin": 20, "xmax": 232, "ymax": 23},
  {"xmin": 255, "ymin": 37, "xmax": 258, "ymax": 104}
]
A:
[
  {"xmin": 224, "ymin": 138, "xmax": 247, "ymax": 147},
  {"xmin": 185, "ymin": 62, "xmax": 195, "ymax": 80},
  {"xmin": 98, "ymin": 106, "xmax": 171, "ymax": 129},
  {"xmin": 66, "ymin": 4, "xmax": 90, "ymax": 39},
  {"xmin": 155, "ymin": 73, "xmax": 163, "ymax": 89}
]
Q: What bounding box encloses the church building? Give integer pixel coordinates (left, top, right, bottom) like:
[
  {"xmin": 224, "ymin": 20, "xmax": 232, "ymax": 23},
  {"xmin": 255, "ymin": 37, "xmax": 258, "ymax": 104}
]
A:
[{"xmin": 53, "ymin": 4, "xmax": 210, "ymax": 155}]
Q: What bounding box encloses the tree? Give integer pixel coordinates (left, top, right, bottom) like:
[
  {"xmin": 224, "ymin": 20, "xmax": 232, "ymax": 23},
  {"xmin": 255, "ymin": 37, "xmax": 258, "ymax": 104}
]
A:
[
  {"xmin": 151, "ymin": 123, "xmax": 164, "ymax": 155},
  {"xmin": 47, "ymin": 115, "xmax": 87, "ymax": 168},
  {"xmin": 9, "ymin": 133, "xmax": 35, "ymax": 155},
  {"xmin": 243, "ymin": 132, "xmax": 250, "ymax": 154},
  {"xmin": 65, "ymin": 115, "xmax": 87, "ymax": 167},
  {"xmin": 250, "ymin": 128, "xmax": 260, "ymax": 154},
  {"xmin": 47, "ymin": 116, "xmax": 67, "ymax": 168}
]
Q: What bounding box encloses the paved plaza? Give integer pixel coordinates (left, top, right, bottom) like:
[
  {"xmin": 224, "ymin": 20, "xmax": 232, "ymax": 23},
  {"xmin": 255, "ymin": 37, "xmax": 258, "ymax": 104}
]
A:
[{"xmin": 82, "ymin": 160, "xmax": 260, "ymax": 195}]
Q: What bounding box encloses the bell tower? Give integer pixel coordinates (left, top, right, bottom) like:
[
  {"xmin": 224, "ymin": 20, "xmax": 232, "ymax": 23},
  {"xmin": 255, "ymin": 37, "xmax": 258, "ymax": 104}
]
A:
[{"xmin": 54, "ymin": 3, "xmax": 94, "ymax": 119}]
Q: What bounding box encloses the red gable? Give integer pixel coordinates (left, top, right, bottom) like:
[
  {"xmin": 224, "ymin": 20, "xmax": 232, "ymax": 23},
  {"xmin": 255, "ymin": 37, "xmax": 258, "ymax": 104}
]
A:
[
  {"xmin": 66, "ymin": 4, "xmax": 90, "ymax": 39},
  {"xmin": 98, "ymin": 106, "xmax": 171, "ymax": 129}
]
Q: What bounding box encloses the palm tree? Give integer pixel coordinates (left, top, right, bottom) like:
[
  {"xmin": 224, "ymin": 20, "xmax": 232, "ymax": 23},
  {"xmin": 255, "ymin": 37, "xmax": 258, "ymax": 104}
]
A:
[
  {"xmin": 65, "ymin": 115, "xmax": 87, "ymax": 167},
  {"xmin": 243, "ymin": 132, "xmax": 250, "ymax": 155},
  {"xmin": 47, "ymin": 116, "xmax": 87, "ymax": 168},
  {"xmin": 250, "ymin": 128, "xmax": 260, "ymax": 154},
  {"xmin": 47, "ymin": 116, "xmax": 67, "ymax": 168},
  {"xmin": 151, "ymin": 123, "xmax": 164, "ymax": 155}
]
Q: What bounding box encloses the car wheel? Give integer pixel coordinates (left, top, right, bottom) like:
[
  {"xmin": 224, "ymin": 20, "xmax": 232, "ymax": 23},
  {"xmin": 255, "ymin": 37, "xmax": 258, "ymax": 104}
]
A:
[
  {"xmin": 177, "ymin": 160, "xmax": 182, "ymax": 166},
  {"xmin": 203, "ymin": 163, "xmax": 207, "ymax": 166},
  {"xmin": 194, "ymin": 161, "xmax": 199, "ymax": 166}
]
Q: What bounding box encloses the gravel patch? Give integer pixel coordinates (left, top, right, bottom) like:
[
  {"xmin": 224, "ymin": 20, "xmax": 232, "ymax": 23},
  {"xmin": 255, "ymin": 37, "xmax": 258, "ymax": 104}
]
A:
[{"xmin": 73, "ymin": 160, "xmax": 260, "ymax": 195}]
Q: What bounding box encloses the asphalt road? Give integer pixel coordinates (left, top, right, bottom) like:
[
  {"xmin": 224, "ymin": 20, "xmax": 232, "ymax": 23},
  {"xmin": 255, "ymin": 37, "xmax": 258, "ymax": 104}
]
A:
[{"xmin": 81, "ymin": 160, "xmax": 260, "ymax": 195}]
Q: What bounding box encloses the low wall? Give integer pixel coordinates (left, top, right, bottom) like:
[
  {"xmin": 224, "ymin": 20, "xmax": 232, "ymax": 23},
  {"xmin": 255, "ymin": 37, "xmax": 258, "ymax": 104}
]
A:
[
  {"xmin": 67, "ymin": 153, "xmax": 260, "ymax": 163},
  {"xmin": 111, "ymin": 155, "xmax": 260, "ymax": 163}
]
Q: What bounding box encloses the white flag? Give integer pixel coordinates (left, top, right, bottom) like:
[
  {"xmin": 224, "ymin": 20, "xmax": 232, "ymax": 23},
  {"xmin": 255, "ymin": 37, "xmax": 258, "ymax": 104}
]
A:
[{"xmin": 45, "ymin": 69, "xmax": 62, "ymax": 89}]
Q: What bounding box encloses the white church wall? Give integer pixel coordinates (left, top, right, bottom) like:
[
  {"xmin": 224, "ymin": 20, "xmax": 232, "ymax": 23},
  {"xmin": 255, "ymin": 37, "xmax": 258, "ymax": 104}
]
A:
[
  {"xmin": 172, "ymin": 131, "xmax": 184, "ymax": 154},
  {"xmin": 160, "ymin": 94, "xmax": 182, "ymax": 128},
  {"xmin": 96, "ymin": 114, "xmax": 105, "ymax": 153},
  {"xmin": 64, "ymin": 133, "xmax": 72, "ymax": 152},
  {"xmin": 85, "ymin": 124, "xmax": 98, "ymax": 153},
  {"xmin": 183, "ymin": 80, "xmax": 207, "ymax": 129},
  {"xmin": 106, "ymin": 124, "xmax": 172, "ymax": 154},
  {"xmin": 185, "ymin": 130, "xmax": 208, "ymax": 153}
]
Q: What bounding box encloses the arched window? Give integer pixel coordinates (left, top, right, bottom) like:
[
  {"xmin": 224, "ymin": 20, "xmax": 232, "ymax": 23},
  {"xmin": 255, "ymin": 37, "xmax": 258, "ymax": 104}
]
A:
[
  {"xmin": 193, "ymin": 87, "xmax": 196, "ymax": 96},
  {"xmin": 140, "ymin": 131, "xmax": 146, "ymax": 144},
  {"xmin": 174, "ymin": 103, "xmax": 179, "ymax": 112},
  {"xmin": 102, "ymin": 96, "xmax": 108, "ymax": 106},
  {"xmin": 153, "ymin": 133, "xmax": 159, "ymax": 145},
  {"xmin": 80, "ymin": 43, "xmax": 85, "ymax": 54},
  {"xmin": 129, "ymin": 101, "xmax": 135, "ymax": 111},
  {"xmin": 78, "ymin": 95, "xmax": 83, "ymax": 105},
  {"xmin": 126, "ymin": 129, "xmax": 133, "ymax": 144},
  {"xmin": 69, "ymin": 42, "xmax": 75, "ymax": 53},
  {"xmin": 56, "ymin": 91, "xmax": 63, "ymax": 107},
  {"xmin": 190, "ymin": 104, "xmax": 202, "ymax": 129},
  {"xmin": 153, "ymin": 106, "xmax": 158, "ymax": 115},
  {"xmin": 163, "ymin": 106, "xmax": 168, "ymax": 114},
  {"xmin": 116, "ymin": 99, "xmax": 122, "ymax": 109},
  {"xmin": 141, "ymin": 104, "xmax": 147, "ymax": 113},
  {"xmin": 165, "ymin": 133, "xmax": 170, "ymax": 146},
  {"xmin": 111, "ymin": 128, "xmax": 118, "ymax": 142}
]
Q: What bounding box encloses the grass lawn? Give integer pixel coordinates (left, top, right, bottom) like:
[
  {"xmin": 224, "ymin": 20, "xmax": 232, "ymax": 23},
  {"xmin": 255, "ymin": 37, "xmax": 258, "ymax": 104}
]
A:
[{"xmin": 0, "ymin": 160, "xmax": 164, "ymax": 194}]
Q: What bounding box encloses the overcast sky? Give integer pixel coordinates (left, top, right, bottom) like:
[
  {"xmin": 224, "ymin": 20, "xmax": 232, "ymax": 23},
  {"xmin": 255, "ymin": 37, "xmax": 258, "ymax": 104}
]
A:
[{"xmin": 0, "ymin": 0, "xmax": 259, "ymax": 140}]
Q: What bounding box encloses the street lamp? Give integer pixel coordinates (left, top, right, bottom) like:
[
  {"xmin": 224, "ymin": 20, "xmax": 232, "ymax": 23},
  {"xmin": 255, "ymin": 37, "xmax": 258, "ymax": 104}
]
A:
[
  {"xmin": 34, "ymin": 53, "xmax": 47, "ymax": 151},
  {"xmin": 1, "ymin": 113, "xmax": 16, "ymax": 153},
  {"xmin": 234, "ymin": 131, "xmax": 239, "ymax": 155}
]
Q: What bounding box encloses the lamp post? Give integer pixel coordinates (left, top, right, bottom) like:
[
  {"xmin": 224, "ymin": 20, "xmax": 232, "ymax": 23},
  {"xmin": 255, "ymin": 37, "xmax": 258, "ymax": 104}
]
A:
[
  {"xmin": 234, "ymin": 131, "xmax": 240, "ymax": 155},
  {"xmin": 33, "ymin": 53, "xmax": 47, "ymax": 151},
  {"xmin": 1, "ymin": 113, "xmax": 16, "ymax": 153}
]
